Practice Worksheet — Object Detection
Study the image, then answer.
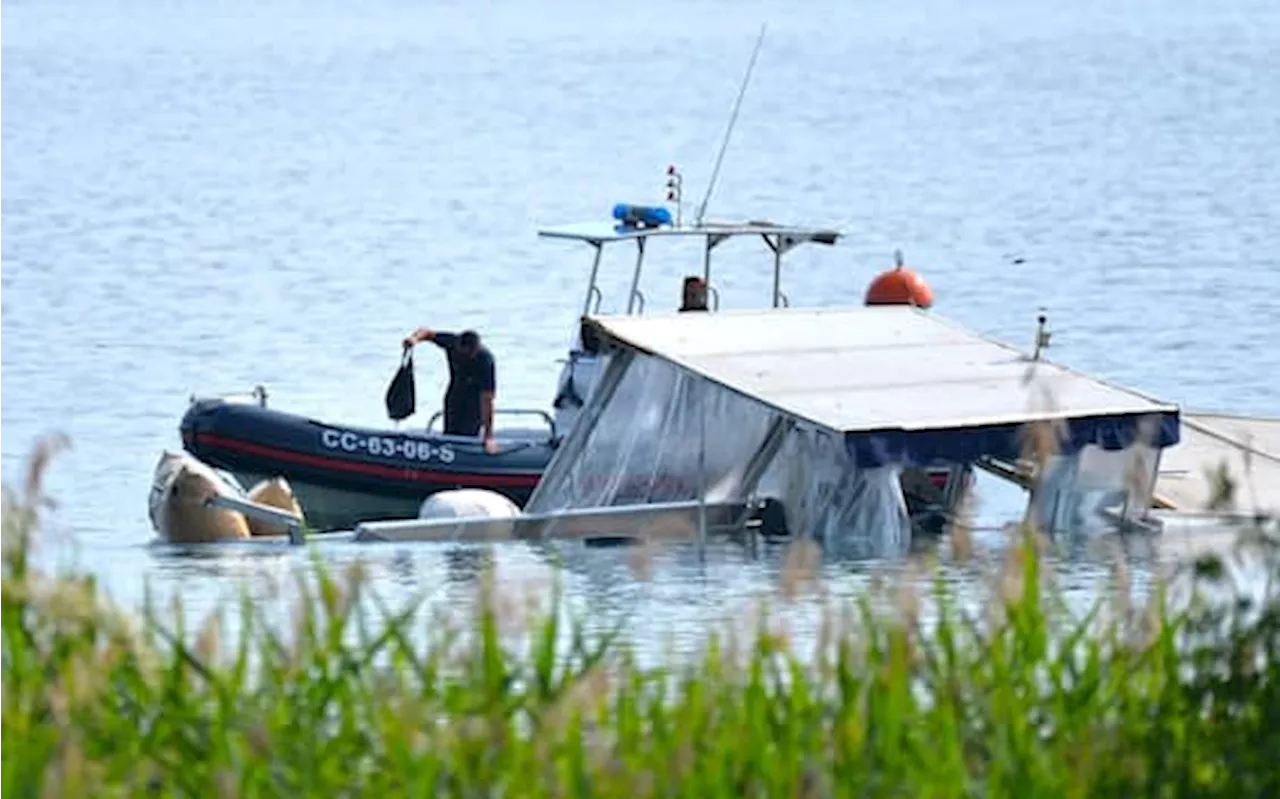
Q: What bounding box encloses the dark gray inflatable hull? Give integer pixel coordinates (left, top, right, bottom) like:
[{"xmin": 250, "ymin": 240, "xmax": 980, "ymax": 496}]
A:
[{"xmin": 180, "ymin": 399, "xmax": 553, "ymax": 531}]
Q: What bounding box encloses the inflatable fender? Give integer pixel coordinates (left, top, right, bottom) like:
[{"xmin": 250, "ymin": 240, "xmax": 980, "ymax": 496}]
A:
[
  {"xmin": 151, "ymin": 450, "xmax": 230, "ymax": 532},
  {"xmin": 246, "ymin": 476, "xmax": 306, "ymax": 537},
  {"xmin": 149, "ymin": 450, "xmax": 252, "ymax": 543},
  {"xmin": 418, "ymin": 488, "xmax": 520, "ymax": 520}
]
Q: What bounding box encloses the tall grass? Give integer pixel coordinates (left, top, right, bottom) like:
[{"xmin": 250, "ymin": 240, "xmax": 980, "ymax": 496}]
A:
[{"xmin": 4, "ymin": 433, "xmax": 1279, "ymax": 797}]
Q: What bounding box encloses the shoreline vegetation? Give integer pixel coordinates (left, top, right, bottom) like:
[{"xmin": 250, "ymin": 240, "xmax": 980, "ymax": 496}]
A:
[{"xmin": 4, "ymin": 431, "xmax": 1278, "ymax": 796}]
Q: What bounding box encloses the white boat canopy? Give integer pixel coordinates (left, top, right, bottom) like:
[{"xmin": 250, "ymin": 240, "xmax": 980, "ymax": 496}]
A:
[
  {"xmin": 517, "ymin": 304, "xmax": 1181, "ymax": 543},
  {"xmin": 574, "ymin": 305, "xmax": 1182, "ymax": 469}
]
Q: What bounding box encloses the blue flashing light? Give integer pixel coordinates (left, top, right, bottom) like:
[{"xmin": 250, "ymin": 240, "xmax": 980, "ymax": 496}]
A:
[{"xmin": 612, "ymin": 203, "xmax": 673, "ymax": 229}]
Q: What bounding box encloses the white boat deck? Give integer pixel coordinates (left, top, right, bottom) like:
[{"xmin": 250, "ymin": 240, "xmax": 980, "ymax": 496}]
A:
[
  {"xmin": 585, "ymin": 306, "xmax": 1180, "ymax": 466},
  {"xmin": 352, "ymin": 500, "xmax": 743, "ymax": 544},
  {"xmin": 1154, "ymin": 412, "xmax": 1280, "ymax": 515}
]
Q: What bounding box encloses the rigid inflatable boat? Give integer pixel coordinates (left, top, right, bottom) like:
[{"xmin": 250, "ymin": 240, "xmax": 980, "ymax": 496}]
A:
[{"xmin": 180, "ymin": 395, "xmax": 554, "ymax": 532}]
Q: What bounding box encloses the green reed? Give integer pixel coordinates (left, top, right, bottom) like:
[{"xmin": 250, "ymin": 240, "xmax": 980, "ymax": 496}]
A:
[{"xmin": 4, "ymin": 433, "xmax": 1278, "ymax": 797}]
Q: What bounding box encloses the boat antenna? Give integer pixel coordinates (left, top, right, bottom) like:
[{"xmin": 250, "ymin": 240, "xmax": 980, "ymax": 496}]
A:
[{"xmin": 694, "ymin": 23, "xmax": 767, "ymax": 228}]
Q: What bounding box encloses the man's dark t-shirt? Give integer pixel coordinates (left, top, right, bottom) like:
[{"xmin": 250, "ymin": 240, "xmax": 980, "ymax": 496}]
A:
[{"xmin": 431, "ymin": 332, "xmax": 496, "ymax": 436}]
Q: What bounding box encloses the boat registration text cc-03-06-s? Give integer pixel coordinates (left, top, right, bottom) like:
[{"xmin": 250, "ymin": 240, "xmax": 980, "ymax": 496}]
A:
[{"xmin": 318, "ymin": 428, "xmax": 458, "ymax": 464}]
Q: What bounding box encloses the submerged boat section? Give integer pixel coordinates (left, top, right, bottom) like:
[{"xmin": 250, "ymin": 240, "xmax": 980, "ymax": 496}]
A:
[{"xmin": 355, "ymin": 305, "xmax": 1183, "ymax": 547}]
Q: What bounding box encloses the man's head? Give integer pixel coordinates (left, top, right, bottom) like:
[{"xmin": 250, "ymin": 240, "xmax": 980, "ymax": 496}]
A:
[
  {"xmin": 681, "ymin": 276, "xmax": 708, "ymax": 311},
  {"xmin": 458, "ymin": 330, "xmax": 482, "ymax": 357}
]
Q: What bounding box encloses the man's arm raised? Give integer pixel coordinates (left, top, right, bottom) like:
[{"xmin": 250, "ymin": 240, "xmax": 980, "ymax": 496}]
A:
[{"xmin": 403, "ymin": 327, "xmax": 459, "ymax": 349}]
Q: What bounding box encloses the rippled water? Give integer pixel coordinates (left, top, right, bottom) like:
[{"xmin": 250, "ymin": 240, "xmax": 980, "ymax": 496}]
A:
[{"xmin": 4, "ymin": 0, "xmax": 1278, "ymax": 648}]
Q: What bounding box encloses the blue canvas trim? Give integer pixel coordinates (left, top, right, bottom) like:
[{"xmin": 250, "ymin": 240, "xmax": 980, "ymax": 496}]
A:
[{"xmin": 843, "ymin": 410, "xmax": 1180, "ymax": 469}]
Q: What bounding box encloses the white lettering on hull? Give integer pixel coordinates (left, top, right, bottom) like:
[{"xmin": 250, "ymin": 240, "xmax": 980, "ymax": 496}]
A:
[{"xmin": 319, "ymin": 429, "xmax": 456, "ymax": 464}]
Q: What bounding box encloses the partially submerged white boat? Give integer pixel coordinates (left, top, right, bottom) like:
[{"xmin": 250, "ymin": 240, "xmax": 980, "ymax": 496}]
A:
[{"xmin": 353, "ymin": 304, "xmax": 1183, "ymax": 548}]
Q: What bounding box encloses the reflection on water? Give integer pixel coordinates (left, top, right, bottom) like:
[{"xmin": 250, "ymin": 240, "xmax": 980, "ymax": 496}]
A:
[
  {"xmin": 15, "ymin": 457, "xmax": 1275, "ymax": 661},
  {"xmin": 96, "ymin": 512, "xmax": 1263, "ymax": 664}
]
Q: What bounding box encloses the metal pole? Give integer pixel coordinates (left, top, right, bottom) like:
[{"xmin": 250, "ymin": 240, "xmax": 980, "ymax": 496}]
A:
[
  {"xmin": 694, "ymin": 23, "xmax": 768, "ymax": 228},
  {"xmin": 773, "ymin": 241, "xmax": 783, "ymax": 308},
  {"xmin": 1146, "ymin": 447, "xmax": 1164, "ymax": 511},
  {"xmin": 697, "ymin": 380, "xmax": 708, "ymax": 556},
  {"xmin": 730, "ymin": 415, "xmax": 793, "ymax": 528},
  {"xmin": 205, "ymin": 495, "xmax": 305, "ymax": 546},
  {"xmin": 581, "ymin": 243, "xmax": 604, "ymax": 317},
  {"xmin": 704, "ymin": 233, "xmax": 729, "ymax": 309},
  {"xmin": 626, "ymin": 237, "xmax": 647, "ymax": 315},
  {"xmin": 759, "ymin": 233, "xmax": 785, "ymax": 308}
]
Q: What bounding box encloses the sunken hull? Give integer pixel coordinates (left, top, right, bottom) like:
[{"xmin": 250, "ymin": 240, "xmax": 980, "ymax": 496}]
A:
[{"xmin": 180, "ymin": 398, "xmax": 551, "ymax": 532}]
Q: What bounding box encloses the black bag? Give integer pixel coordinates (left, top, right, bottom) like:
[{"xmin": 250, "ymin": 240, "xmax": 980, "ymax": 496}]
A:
[{"xmin": 384, "ymin": 349, "xmax": 416, "ymax": 421}]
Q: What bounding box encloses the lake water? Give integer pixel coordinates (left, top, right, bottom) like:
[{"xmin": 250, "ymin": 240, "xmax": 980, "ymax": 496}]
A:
[{"xmin": 4, "ymin": 0, "xmax": 1278, "ymax": 652}]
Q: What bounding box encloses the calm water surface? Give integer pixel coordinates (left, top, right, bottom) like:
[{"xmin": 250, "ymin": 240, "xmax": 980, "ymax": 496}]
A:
[{"xmin": 4, "ymin": 0, "xmax": 1278, "ymax": 651}]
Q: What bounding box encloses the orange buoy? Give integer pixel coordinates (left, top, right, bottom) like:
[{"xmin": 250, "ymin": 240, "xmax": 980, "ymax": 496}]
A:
[{"xmin": 864, "ymin": 250, "xmax": 934, "ymax": 309}]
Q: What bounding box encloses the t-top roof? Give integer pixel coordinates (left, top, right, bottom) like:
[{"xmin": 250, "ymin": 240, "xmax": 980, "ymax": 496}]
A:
[
  {"xmin": 584, "ymin": 306, "xmax": 1181, "ymax": 468},
  {"xmin": 538, "ymin": 220, "xmax": 843, "ymax": 246}
]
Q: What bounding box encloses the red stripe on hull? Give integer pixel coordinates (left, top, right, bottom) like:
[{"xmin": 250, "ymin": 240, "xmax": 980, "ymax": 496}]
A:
[
  {"xmin": 193, "ymin": 433, "xmax": 542, "ymax": 489},
  {"xmin": 189, "ymin": 434, "xmax": 954, "ymax": 494}
]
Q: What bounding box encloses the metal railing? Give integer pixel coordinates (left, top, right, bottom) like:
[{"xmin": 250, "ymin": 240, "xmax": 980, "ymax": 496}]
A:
[{"xmin": 425, "ymin": 408, "xmax": 557, "ymax": 442}]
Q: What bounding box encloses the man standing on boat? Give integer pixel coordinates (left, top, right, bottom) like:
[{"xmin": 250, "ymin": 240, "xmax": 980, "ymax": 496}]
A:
[{"xmin": 402, "ymin": 327, "xmax": 499, "ymax": 454}]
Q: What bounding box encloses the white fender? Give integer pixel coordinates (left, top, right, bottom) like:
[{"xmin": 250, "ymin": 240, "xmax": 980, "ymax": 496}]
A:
[{"xmin": 418, "ymin": 488, "xmax": 520, "ymax": 520}]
